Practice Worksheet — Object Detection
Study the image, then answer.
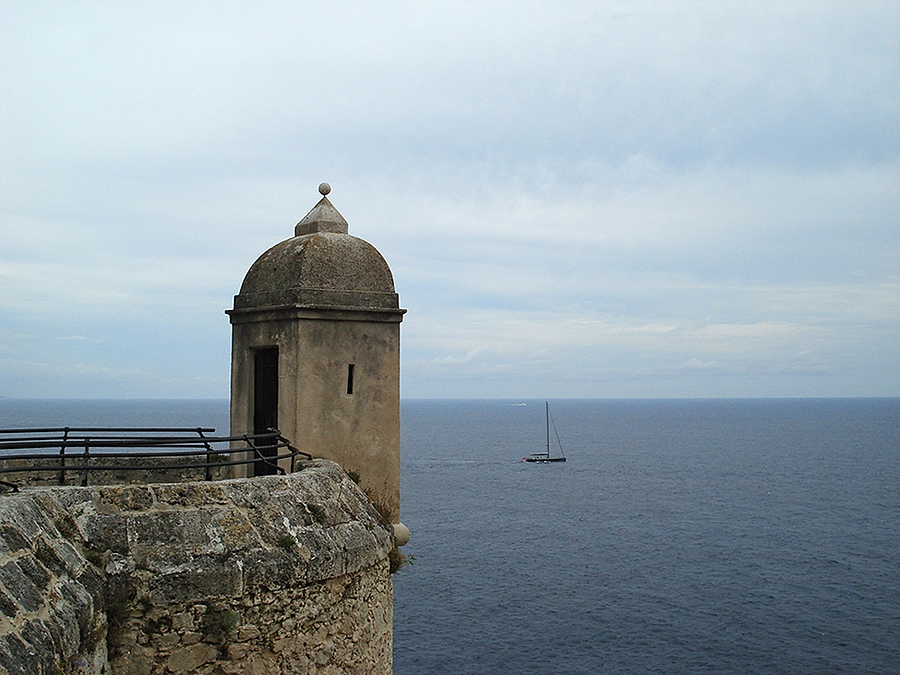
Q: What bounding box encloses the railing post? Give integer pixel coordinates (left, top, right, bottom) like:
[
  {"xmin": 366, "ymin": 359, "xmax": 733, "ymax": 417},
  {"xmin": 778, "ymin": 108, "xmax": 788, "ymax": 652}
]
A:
[
  {"xmin": 59, "ymin": 427, "xmax": 70, "ymax": 485},
  {"xmin": 267, "ymin": 429, "xmax": 284, "ymax": 475},
  {"xmin": 81, "ymin": 441, "xmax": 89, "ymax": 487},
  {"xmin": 198, "ymin": 428, "xmax": 213, "ymax": 481}
]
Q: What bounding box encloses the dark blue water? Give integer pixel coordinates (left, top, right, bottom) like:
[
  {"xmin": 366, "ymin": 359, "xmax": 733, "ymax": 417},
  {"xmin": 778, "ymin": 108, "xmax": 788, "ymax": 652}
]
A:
[
  {"xmin": 394, "ymin": 399, "xmax": 900, "ymax": 675},
  {"xmin": 2, "ymin": 398, "xmax": 897, "ymax": 673},
  {"xmin": 0, "ymin": 399, "xmax": 229, "ymax": 431}
]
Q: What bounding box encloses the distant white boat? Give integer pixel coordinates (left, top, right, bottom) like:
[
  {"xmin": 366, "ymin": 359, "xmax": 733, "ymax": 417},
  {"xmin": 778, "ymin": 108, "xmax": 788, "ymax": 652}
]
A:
[{"xmin": 523, "ymin": 402, "xmax": 567, "ymax": 463}]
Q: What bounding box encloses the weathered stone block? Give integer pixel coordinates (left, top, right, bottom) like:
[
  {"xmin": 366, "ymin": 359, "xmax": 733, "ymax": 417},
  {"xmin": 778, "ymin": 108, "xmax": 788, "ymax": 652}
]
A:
[
  {"xmin": 207, "ymin": 506, "xmax": 264, "ymax": 550},
  {"xmin": 127, "ymin": 510, "xmax": 208, "ymax": 550},
  {"xmin": 171, "ymin": 611, "xmax": 194, "ymax": 632},
  {"xmin": 181, "ymin": 631, "xmax": 201, "ymax": 645},
  {"xmin": 146, "ymin": 555, "xmax": 243, "ymax": 604},
  {"xmin": 58, "ymin": 578, "xmax": 97, "ymax": 639},
  {"xmin": 93, "ymin": 484, "xmax": 154, "ymax": 513},
  {"xmin": 29, "ymin": 489, "xmax": 93, "ymax": 534},
  {"xmin": 166, "ymin": 642, "xmax": 219, "ymax": 672},
  {"xmin": 0, "ymin": 586, "xmax": 18, "ymax": 618},
  {"xmin": 241, "ymin": 548, "xmax": 307, "ymax": 592},
  {"xmin": 0, "ymin": 561, "xmax": 44, "ymax": 613},
  {"xmin": 0, "ymin": 523, "xmax": 30, "ymax": 555},
  {"xmin": 0, "ymin": 632, "xmax": 39, "ymax": 675},
  {"xmin": 20, "ymin": 619, "xmax": 56, "ymax": 674},
  {"xmin": 151, "ymin": 482, "xmax": 228, "ymax": 508},
  {"xmin": 109, "ymin": 644, "xmax": 155, "ymax": 675},
  {"xmin": 152, "ymin": 631, "xmax": 180, "ymax": 648},
  {"xmin": 16, "ymin": 555, "xmax": 52, "ymax": 592},
  {"xmin": 236, "ymin": 624, "xmax": 260, "ymax": 641},
  {"xmin": 79, "ymin": 512, "xmax": 128, "ymax": 555},
  {"xmin": 43, "ymin": 600, "xmax": 82, "ymax": 658},
  {"xmin": 33, "ymin": 534, "xmax": 85, "ymax": 577}
]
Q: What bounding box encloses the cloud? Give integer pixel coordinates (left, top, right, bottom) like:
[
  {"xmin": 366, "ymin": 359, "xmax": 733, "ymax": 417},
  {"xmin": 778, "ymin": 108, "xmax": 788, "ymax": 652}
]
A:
[
  {"xmin": 0, "ymin": 355, "xmax": 229, "ymax": 399},
  {"xmin": 693, "ymin": 323, "xmax": 800, "ymax": 340},
  {"xmin": 0, "ymin": 1, "xmax": 897, "ymax": 398},
  {"xmin": 433, "ymin": 348, "xmax": 487, "ymax": 366},
  {"xmin": 56, "ymin": 336, "xmax": 106, "ymax": 344}
]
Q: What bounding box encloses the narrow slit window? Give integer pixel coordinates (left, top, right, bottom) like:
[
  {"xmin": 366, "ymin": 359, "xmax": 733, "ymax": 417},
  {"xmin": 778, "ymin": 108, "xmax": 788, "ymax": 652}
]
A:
[{"xmin": 347, "ymin": 363, "xmax": 355, "ymax": 395}]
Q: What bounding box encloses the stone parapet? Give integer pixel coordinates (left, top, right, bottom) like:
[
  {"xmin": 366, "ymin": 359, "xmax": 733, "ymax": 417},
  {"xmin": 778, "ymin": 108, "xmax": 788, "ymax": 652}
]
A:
[
  {"xmin": 0, "ymin": 454, "xmax": 233, "ymax": 489},
  {"xmin": 0, "ymin": 460, "xmax": 394, "ymax": 675}
]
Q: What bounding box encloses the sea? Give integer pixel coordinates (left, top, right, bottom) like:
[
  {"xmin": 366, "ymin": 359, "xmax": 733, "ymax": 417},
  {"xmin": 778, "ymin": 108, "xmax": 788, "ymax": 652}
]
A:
[{"xmin": 1, "ymin": 397, "xmax": 898, "ymax": 674}]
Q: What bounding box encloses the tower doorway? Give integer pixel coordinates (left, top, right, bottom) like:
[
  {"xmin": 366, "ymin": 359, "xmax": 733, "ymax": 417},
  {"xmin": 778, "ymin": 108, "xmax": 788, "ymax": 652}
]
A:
[{"xmin": 253, "ymin": 347, "xmax": 279, "ymax": 476}]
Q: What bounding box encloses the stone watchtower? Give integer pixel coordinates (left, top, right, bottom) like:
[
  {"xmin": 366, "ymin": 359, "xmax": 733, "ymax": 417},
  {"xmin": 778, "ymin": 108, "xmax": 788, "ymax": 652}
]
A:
[{"xmin": 227, "ymin": 184, "xmax": 408, "ymax": 541}]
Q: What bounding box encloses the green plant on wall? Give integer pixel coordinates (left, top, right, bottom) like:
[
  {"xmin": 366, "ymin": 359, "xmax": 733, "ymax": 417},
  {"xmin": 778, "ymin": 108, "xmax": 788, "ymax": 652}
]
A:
[
  {"xmin": 359, "ymin": 484, "xmax": 416, "ymax": 574},
  {"xmin": 203, "ymin": 609, "xmax": 238, "ymax": 644},
  {"xmin": 388, "ymin": 548, "xmax": 416, "ymax": 573}
]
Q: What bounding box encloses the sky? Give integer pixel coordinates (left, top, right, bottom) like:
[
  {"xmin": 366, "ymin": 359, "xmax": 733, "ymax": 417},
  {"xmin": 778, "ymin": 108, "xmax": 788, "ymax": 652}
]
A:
[{"xmin": 0, "ymin": 1, "xmax": 898, "ymax": 399}]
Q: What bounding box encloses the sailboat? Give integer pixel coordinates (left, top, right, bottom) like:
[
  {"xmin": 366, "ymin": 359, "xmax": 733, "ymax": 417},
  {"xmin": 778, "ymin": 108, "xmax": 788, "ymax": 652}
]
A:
[{"xmin": 523, "ymin": 402, "xmax": 567, "ymax": 463}]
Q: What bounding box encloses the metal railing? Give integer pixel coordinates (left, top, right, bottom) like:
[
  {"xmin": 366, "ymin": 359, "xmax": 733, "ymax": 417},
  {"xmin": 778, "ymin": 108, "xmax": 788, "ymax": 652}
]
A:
[{"xmin": 0, "ymin": 427, "xmax": 312, "ymax": 492}]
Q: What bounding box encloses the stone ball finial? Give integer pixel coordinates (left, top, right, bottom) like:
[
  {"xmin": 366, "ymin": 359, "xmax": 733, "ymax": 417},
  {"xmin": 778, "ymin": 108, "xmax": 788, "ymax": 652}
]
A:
[{"xmin": 318, "ymin": 182, "xmax": 332, "ymax": 196}]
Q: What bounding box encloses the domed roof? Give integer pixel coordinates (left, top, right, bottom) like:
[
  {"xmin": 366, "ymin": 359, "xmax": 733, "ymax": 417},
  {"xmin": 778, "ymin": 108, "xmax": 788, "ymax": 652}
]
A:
[
  {"xmin": 239, "ymin": 231, "xmax": 396, "ymax": 295},
  {"xmin": 233, "ymin": 185, "xmax": 399, "ymax": 312}
]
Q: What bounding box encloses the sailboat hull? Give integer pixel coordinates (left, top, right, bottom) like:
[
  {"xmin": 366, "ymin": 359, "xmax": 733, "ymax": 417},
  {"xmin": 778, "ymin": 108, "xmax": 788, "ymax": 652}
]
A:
[{"xmin": 522, "ymin": 456, "xmax": 566, "ymax": 463}]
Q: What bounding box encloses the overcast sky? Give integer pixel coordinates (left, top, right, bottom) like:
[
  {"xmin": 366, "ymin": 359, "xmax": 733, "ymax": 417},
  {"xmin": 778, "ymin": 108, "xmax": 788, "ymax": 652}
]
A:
[{"xmin": 1, "ymin": 1, "xmax": 897, "ymax": 399}]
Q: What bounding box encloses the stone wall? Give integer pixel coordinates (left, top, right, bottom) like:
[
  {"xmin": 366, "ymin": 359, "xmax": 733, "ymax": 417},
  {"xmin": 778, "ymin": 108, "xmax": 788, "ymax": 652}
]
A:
[
  {"xmin": 1, "ymin": 453, "xmax": 232, "ymax": 489},
  {"xmin": 0, "ymin": 460, "xmax": 394, "ymax": 675}
]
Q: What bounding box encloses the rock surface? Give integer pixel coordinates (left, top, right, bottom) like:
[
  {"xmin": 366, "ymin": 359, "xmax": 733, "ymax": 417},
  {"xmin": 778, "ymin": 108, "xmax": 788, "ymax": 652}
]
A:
[{"xmin": 0, "ymin": 460, "xmax": 394, "ymax": 675}]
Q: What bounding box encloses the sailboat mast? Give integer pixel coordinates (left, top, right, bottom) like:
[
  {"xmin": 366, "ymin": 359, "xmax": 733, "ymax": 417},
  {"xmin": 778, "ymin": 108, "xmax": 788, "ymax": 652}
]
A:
[{"xmin": 545, "ymin": 401, "xmax": 550, "ymax": 455}]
